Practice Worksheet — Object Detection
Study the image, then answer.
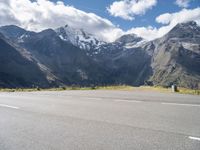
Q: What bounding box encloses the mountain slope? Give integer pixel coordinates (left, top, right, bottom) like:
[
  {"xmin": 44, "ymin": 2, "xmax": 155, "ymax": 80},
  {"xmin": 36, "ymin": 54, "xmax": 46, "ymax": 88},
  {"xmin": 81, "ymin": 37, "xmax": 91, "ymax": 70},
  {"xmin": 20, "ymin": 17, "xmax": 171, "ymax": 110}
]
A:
[
  {"xmin": 146, "ymin": 21, "xmax": 200, "ymax": 88},
  {"xmin": 14, "ymin": 28, "xmax": 112, "ymax": 86},
  {"xmin": 0, "ymin": 33, "xmax": 50, "ymax": 88},
  {"xmin": 0, "ymin": 21, "xmax": 199, "ymax": 89},
  {"xmin": 55, "ymin": 25, "xmax": 105, "ymax": 51},
  {"xmin": 93, "ymin": 34, "xmax": 152, "ymax": 86}
]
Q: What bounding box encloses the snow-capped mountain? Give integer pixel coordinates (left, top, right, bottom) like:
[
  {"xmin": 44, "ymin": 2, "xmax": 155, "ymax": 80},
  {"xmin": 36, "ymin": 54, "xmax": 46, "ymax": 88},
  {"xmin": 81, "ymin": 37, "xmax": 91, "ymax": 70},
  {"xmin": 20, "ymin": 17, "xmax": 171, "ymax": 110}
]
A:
[
  {"xmin": 0, "ymin": 21, "xmax": 200, "ymax": 89},
  {"xmin": 92, "ymin": 33, "xmax": 146, "ymax": 57},
  {"xmin": 55, "ymin": 25, "xmax": 105, "ymax": 50},
  {"xmin": 115, "ymin": 33, "xmax": 146, "ymax": 49}
]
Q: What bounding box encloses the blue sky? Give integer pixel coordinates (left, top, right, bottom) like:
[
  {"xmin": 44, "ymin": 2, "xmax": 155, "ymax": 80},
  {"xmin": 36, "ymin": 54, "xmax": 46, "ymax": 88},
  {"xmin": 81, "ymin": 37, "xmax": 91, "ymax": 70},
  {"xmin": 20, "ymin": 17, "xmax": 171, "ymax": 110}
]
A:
[
  {"xmin": 0, "ymin": 0, "xmax": 200, "ymax": 41},
  {"xmin": 51, "ymin": 0, "xmax": 200, "ymax": 30}
]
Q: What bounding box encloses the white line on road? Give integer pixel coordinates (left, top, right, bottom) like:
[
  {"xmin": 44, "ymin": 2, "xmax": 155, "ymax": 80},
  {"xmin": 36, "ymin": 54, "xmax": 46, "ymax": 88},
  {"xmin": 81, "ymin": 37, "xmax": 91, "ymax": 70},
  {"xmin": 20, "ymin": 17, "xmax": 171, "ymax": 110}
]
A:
[
  {"xmin": 189, "ymin": 136, "xmax": 200, "ymax": 141},
  {"xmin": 114, "ymin": 99, "xmax": 142, "ymax": 103},
  {"xmin": 0, "ymin": 104, "xmax": 19, "ymax": 109},
  {"xmin": 162, "ymin": 102, "xmax": 200, "ymax": 107}
]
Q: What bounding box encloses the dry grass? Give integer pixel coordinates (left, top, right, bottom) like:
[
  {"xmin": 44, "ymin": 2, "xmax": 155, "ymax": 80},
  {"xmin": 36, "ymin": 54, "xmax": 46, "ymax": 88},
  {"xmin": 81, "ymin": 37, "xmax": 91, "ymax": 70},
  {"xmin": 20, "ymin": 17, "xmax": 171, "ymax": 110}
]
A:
[
  {"xmin": 135, "ymin": 86, "xmax": 171, "ymax": 92},
  {"xmin": 137, "ymin": 86, "xmax": 200, "ymax": 95},
  {"xmin": 0, "ymin": 85, "xmax": 199, "ymax": 95},
  {"xmin": 177, "ymin": 88, "xmax": 200, "ymax": 95},
  {"xmin": 95, "ymin": 85, "xmax": 134, "ymax": 90}
]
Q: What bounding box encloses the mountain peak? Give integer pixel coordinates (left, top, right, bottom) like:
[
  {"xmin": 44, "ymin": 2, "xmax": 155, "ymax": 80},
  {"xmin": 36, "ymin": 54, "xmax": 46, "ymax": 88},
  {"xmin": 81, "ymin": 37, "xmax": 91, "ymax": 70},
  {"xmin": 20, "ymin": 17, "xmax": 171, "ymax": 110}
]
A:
[
  {"xmin": 38, "ymin": 28, "xmax": 55, "ymax": 35},
  {"xmin": 0, "ymin": 25, "xmax": 26, "ymax": 39},
  {"xmin": 179, "ymin": 21, "xmax": 197, "ymax": 27},
  {"xmin": 114, "ymin": 33, "xmax": 145, "ymax": 48},
  {"xmin": 163, "ymin": 21, "xmax": 200, "ymax": 42},
  {"xmin": 55, "ymin": 24, "xmax": 105, "ymax": 50},
  {"xmin": 115, "ymin": 33, "xmax": 143, "ymax": 43},
  {"xmin": 0, "ymin": 25, "xmax": 25, "ymax": 30},
  {"xmin": 172, "ymin": 21, "xmax": 199, "ymax": 32}
]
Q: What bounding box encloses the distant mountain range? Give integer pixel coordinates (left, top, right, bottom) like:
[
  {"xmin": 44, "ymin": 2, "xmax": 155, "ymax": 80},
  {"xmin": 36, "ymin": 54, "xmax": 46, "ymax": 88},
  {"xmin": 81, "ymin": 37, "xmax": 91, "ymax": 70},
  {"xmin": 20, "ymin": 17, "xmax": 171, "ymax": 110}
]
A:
[{"xmin": 0, "ymin": 21, "xmax": 200, "ymax": 89}]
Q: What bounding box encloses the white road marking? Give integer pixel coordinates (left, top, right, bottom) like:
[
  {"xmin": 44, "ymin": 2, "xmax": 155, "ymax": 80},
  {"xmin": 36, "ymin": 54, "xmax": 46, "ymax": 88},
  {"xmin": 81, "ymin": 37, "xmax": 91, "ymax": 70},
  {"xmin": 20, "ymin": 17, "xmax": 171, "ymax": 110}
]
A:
[
  {"xmin": 162, "ymin": 102, "xmax": 200, "ymax": 107},
  {"xmin": 114, "ymin": 99, "xmax": 141, "ymax": 103},
  {"xmin": 0, "ymin": 104, "xmax": 19, "ymax": 109},
  {"xmin": 189, "ymin": 136, "xmax": 200, "ymax": 141}
]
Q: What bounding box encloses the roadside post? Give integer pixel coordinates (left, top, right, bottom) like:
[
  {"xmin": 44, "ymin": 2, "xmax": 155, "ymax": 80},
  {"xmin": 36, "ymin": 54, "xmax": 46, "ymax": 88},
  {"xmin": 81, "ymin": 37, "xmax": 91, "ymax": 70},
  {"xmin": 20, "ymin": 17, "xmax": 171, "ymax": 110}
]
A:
[{"xmin": 171, "ymin": 84, "xmax": 178, "ymax": 92}]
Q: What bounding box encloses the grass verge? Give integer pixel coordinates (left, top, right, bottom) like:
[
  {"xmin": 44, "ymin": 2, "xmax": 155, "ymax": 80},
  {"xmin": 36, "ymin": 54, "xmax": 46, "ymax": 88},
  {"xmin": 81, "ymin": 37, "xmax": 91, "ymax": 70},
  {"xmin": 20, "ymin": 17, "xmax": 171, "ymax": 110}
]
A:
[{"xmin": 0, "ymin": 85, "xmax": 199, "ymax": 95}]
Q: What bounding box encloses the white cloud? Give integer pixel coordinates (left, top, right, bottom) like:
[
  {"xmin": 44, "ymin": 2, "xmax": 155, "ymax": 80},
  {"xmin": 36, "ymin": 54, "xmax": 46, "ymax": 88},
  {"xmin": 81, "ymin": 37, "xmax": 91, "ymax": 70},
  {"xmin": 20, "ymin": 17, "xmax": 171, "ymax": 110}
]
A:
[
  {"xmin": 0, "ymin": 0, "xmax": 124, "ymax": 42},
  {"xmin": 156, "ymin": 7, "xmax": 200, "ymax": 25},
  {"xmin": 155, "ymin": 13, "xmax": 172, "ymax": 24},
  {"xmin": 107, "ymin": 0, "xmax": 157, "ymax": 20},
  {"xmin": 127, "ymin": 26, "xmax": 158, "ymax": 41},
  {"xmin": 0, "ymin": 0, "xmax": 199, "ymax": 42},
  {"xmin": 127, "ymin": 8, "xmax": 200, "ymax": 40},
  {"xmin": 175, "ymin": 0, "xmax": 192, "ymax": 8}
]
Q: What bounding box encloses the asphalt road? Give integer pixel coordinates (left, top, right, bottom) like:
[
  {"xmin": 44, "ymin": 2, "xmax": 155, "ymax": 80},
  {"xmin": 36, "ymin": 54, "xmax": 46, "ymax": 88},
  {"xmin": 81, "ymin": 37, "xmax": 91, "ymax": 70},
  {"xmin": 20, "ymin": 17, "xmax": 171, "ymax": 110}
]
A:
[{"xmin": 0, "ymin": 90, "xmax": 200, "ymax": 150}]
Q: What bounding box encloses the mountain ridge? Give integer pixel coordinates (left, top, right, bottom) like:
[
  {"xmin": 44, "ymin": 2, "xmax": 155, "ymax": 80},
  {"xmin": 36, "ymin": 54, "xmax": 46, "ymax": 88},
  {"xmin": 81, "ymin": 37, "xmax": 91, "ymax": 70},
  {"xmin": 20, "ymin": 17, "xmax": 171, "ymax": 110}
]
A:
[{"xmin": 0, "ymin": 21, "xmax": 199, "ymax": 89}]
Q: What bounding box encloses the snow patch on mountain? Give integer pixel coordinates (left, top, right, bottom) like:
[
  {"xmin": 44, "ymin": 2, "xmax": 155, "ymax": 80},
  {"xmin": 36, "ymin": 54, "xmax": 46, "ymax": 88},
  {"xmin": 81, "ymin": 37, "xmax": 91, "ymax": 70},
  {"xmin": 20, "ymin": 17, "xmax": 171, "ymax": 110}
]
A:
[
  {"xmin": 55, "ymin": 25, "xmax": 106, "ymax": 50},
  {"xmin": 182, "ymin": 42, "xmax": 200, "ymax": 54},
  {"xmin": 124, "ymin": 40, "xmax": 147, "ymax": 49}
]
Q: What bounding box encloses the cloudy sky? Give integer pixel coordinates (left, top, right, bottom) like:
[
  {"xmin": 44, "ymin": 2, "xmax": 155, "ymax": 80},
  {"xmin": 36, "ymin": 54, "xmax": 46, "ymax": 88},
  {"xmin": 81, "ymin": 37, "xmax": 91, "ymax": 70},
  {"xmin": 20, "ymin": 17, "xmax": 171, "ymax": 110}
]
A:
[{"xmin": 0, "ymin": 0, "xmax": 200, "ymax": 42}]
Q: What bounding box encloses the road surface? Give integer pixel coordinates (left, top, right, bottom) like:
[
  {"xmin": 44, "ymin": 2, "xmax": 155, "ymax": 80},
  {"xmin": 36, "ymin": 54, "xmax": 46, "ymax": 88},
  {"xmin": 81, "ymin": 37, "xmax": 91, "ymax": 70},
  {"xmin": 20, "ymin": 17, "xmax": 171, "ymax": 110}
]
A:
[{"xmin": 0, "ymin": 90, "xmax": 200, "ymax": 150}]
